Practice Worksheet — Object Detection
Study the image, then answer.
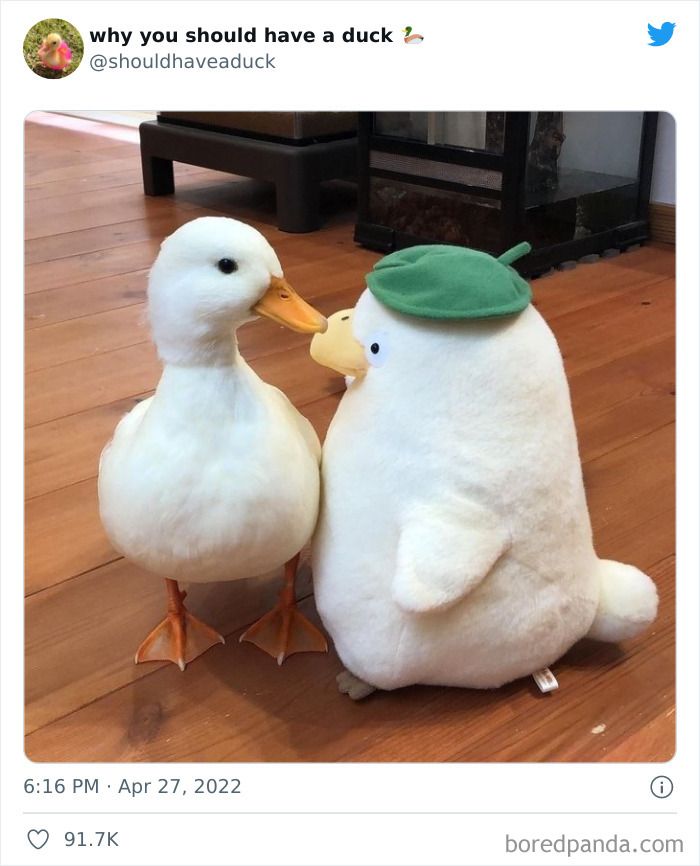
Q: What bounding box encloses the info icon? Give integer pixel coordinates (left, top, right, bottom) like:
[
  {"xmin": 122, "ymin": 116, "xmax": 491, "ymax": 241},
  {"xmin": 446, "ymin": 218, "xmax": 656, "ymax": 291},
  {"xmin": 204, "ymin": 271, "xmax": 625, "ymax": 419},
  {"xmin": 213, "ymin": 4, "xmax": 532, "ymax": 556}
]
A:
[{"xmin": 650, "ymin": 775, "xmax": 673, "ymax": 799}]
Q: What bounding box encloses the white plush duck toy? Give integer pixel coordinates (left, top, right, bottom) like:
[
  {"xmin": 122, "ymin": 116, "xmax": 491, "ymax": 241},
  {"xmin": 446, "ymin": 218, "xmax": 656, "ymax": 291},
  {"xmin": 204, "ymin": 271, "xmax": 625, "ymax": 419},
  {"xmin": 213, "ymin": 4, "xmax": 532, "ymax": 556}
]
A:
[
  {"xmin": 99, "ymin": 217, "xmax": 328, "ymax": 670},
  {"xmin": 310, "ymin": 243, "xmax": 658, "ymax": 699}
]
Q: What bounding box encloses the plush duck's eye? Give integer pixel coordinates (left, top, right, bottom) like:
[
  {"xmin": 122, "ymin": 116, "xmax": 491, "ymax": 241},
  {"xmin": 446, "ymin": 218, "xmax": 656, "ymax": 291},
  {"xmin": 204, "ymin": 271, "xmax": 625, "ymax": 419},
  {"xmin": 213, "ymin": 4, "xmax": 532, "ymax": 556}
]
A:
[
  {"xmin": 364, "ymin": 330, "xmax": 390, "ymax": 368},
  {"xmin": 217, "ymin": 258, "xmax": 238, "ymax": 274}
]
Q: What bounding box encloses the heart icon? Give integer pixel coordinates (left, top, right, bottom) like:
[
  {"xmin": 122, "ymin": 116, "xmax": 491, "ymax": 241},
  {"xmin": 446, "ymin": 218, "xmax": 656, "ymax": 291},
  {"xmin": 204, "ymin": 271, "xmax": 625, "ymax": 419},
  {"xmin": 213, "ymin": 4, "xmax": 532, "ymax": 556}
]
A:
[{"xmin": 27, "ymin": 829, "xmax": 49, "ymax": 850}]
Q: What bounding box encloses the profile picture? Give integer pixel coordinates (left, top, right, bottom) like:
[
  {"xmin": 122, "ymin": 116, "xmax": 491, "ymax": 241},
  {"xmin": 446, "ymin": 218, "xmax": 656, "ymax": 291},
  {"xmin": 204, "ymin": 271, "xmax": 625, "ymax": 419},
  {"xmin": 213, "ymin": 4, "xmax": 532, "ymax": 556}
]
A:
[{"xmin": 24, "ymin": 18, "xmax": 83, "ymax": 78}]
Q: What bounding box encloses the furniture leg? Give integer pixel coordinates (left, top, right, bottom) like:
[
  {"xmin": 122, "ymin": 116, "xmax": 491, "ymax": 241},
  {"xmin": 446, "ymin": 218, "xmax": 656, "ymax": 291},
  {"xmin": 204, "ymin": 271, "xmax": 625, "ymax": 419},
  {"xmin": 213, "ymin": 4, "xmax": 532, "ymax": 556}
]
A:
[{"xmin": 141, "ymin": 153, "xmax": 175, "ymax": 196}]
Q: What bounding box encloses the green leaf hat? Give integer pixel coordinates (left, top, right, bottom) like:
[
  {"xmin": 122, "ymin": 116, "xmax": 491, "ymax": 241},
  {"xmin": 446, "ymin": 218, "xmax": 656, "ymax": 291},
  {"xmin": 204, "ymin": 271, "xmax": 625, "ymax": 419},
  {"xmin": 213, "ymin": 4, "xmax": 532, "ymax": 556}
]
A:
[{"xmin": 365, "ymin": 242, "xmax": 533, "ymax": 320}]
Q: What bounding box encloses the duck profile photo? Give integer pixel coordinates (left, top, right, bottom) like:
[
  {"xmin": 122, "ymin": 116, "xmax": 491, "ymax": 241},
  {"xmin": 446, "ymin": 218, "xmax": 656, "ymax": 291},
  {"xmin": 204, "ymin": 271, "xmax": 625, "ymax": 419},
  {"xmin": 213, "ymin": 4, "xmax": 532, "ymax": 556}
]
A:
[
  {"xmin": 310, "ymin": 243, "xmax": 658, "ymax": 699},
  {"xmin": 402, "ymin": 26, "xmax": 424, "ymax": 43},
  {"xmin": 37, "ymin": 32, "xmax": 72, "ymax": 71},
  {"xmin": 98, "ymin": 217, "xmax": 329, "ymax": 670}
]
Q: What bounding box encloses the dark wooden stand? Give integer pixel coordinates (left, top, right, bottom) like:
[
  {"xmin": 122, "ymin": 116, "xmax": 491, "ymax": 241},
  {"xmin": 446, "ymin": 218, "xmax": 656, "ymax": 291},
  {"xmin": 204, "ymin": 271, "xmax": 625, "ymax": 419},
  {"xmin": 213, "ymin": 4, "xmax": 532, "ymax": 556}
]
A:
[{"xmin": 139, "ymin": 120, "xmax": 357, "ymax": 232}]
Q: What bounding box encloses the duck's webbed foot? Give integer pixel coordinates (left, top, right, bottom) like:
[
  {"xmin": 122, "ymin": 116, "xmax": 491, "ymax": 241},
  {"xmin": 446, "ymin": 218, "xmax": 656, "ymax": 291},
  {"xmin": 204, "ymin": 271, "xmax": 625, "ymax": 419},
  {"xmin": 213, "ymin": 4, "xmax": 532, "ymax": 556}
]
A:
[
  {"xmin": 336, "ymin": 669, "xmax": 376, "ymax": 700},
  {"xmin": 135, "ymin": 579, "xmax": 225, "ymax": 671},
  {"xmin": 240, "ymin": 553, "xmax": 328, "ymax": 665},
  {"xmin": 240, "ymin": 604, "xmax": 328, "ymax": 666}
]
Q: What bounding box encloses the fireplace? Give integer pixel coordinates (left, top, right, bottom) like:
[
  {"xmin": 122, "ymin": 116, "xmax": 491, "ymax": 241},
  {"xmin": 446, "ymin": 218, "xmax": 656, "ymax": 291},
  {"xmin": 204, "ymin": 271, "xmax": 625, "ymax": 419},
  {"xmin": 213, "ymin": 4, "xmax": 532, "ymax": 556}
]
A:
[{"xmin": 355, "ymin": 112, "xmax": 658, "ymax": 276}]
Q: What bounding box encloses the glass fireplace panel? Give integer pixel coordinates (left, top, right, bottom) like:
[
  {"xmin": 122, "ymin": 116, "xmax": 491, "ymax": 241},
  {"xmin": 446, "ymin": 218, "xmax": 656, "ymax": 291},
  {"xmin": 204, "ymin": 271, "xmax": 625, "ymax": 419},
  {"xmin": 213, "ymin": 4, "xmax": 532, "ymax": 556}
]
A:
[
  {"xmin": 525, "ymin": 111, "xmax": 644, "ymax": 243},
  {"xmin": 374, "ymin": 112, "xmax": 505, "ymax": 153}
]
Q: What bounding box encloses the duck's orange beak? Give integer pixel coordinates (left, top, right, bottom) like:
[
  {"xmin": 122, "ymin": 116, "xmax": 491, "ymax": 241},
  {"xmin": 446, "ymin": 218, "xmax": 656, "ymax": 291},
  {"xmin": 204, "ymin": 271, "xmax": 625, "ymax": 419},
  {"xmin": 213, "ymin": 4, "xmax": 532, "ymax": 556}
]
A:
[{"xmin": 253, "ymin": 276, "xmax": 327, "ymax": 335}]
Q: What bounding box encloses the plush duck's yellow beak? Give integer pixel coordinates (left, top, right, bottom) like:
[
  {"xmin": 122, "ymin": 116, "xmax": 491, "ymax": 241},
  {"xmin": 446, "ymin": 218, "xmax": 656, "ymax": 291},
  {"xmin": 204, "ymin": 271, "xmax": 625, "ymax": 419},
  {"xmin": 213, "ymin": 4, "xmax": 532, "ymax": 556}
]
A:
[
  {"xmin": 254, "ymin": 276, "xmax": 327, "ymax": 334},
  {"xmin": 310, "ymin": 309, "xmax": 368, "ymax": 377}
]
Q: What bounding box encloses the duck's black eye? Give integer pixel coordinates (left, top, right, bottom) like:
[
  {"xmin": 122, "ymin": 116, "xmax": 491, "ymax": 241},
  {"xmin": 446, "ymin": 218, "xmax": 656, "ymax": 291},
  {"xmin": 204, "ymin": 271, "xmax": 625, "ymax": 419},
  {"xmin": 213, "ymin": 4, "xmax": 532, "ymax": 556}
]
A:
[
  {"xmin": 370, "ymin": 343, "xmax": 380, "ymax": 355},
  {"xmin": 218, "ymin": 258, "xmax": 238, "ymax": 274}
]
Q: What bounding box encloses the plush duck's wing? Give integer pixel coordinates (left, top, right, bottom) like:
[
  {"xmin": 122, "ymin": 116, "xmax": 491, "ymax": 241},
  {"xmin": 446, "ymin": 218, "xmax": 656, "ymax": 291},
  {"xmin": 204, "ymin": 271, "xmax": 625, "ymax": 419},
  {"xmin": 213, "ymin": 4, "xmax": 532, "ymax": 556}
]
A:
[{"xmin": 391, "ymin": 500, "xmax": 511, "ymax": 614}]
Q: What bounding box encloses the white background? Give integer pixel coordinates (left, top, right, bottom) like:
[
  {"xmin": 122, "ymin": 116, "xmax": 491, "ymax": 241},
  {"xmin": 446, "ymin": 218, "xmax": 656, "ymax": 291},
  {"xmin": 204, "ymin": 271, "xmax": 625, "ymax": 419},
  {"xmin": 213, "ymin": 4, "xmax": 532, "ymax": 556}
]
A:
[{"xmin": 1, "ymin": 2, "xmax": 698, "ymax": 864}]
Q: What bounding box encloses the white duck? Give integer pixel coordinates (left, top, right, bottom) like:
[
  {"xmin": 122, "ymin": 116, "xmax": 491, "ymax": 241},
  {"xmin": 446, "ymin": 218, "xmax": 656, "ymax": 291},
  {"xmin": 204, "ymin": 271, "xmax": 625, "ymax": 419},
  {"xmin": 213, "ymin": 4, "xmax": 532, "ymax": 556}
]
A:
[{"xmin": 98, "ymin": 217, "xmax": 328, "ymax": 670}]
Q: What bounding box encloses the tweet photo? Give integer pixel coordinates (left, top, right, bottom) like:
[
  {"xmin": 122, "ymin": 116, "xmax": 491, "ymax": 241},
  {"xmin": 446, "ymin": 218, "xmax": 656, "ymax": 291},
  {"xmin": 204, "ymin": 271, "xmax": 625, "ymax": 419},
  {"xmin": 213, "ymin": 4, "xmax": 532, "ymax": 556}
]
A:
[{"xmin": 1, "ymin": 2, "xmax": 698, "ymax": 865}]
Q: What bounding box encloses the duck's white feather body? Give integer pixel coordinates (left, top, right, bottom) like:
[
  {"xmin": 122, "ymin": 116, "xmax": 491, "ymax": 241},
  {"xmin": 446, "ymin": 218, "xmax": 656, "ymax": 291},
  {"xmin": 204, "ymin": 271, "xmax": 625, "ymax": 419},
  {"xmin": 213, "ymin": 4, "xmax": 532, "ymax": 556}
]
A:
[{"xmin": 99, "ymin": 359, "xmax": 320, "ymax": 583}]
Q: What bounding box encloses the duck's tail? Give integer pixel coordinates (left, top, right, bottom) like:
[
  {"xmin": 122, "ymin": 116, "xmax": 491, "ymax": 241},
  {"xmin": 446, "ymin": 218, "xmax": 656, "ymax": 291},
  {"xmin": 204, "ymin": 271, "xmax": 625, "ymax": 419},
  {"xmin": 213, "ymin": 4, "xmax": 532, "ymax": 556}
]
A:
[{"xmin": 587, "ymin": 559, "xmax": 658, "ymax": 642}]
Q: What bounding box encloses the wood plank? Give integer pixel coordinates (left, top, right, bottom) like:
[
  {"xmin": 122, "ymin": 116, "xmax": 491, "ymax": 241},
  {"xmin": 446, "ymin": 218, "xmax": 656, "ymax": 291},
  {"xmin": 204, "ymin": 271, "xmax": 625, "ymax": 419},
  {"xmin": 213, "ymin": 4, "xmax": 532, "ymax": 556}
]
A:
[
  {"xmin": 24, "ymin": 558, "xmax": 315, "ymax": 734},
  {"xmin": 571, "ymin": 336, "xmax": 674, "ymax": 420},
  {"xmin": 24, "ymin": 172, "xmax": 243, "ymax": 224},
  {"xmin": 26, "ymin": 156, "xmax": 158, "ymax": 188},
  {"xmin": 26, "ymin": 394, "xmax": 151, "ymax": 500},
  {"xmin": 25, "ymin": 191, "xmax": 198, "ymax": 241},
  {"xmin": 555, "ymin": 279, "xmax": 674, "ymax": 376},
  {"xmin": 24, "ymin": 164, "xmax": 218, "ymax": 203},
  {"xmin": 26, "ymin": 342, "xmax": 160, "ymax": 427},
  {"xmin": 26, "ymin": 304, "xmax": 148, "ymax": 372},
  {"xmin": 25, "ymin": 142, "xmax": 144, "ymax": 174},
  {"xmin": 26, "ymin": 203, "xmax": 223, "ymax": 265},
  {"xmin": 25, "ymin": 478, "xmax": 116, "ymax": 596},
  {"xmin": 531, "ymin": 253, "xmax": 671, "ymax": 320},
  {"xmin": 25, "ymin": 239, "xmax": 163, "ymax": 294},
  {"xmin": 602, "ymin": 707, "xmax": 676, "ymax": 762},
  {"xmin": 572, "ymin": 337, "xmax": 675, "ymax": 462},
  {"xmin": 26, "ymin": 270, "xmax": 148, "ymax": 329},
  {"xmin": 584, "ymin": 423, "xmax": 674, "ymax": 556}
]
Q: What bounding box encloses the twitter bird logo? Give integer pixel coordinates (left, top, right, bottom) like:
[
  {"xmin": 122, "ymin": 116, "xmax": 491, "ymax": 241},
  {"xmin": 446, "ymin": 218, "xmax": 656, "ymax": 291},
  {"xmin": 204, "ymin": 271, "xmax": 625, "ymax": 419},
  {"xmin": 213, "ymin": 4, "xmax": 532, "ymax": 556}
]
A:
[{"xmin": 648, "ymin": 21, "xmax": 676, "ymax": 46}]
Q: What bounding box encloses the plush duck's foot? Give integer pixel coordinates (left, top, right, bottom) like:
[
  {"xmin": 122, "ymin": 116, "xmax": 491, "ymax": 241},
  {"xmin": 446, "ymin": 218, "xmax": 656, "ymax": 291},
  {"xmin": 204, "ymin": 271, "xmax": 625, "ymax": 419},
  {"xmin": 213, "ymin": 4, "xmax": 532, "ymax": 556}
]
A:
[
  {"xmin": 337, "ymin": 670, "xmax": 376, "ymax": 701},
  {"xmin": 239, "ymin": 552, "xmax": 328, "ymax": 665},
  {"xmin": 240, "ymin": 603, "xmax": 328, "ymax": 666},
  {"xmin": 135, "ymin": 579, "xmax": 224, "ymax": 671}
]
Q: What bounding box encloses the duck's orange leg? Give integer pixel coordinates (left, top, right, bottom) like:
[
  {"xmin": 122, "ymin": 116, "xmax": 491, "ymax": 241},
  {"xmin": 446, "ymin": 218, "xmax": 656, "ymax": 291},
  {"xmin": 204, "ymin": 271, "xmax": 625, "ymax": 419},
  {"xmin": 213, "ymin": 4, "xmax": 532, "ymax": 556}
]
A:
[
  {"xmin": 135, "ymin": 579, "xmax": 225, "ymax": 671},
  {"xmin": 240, "ymin": 554, "xmax": 328, "ymax": 665}
]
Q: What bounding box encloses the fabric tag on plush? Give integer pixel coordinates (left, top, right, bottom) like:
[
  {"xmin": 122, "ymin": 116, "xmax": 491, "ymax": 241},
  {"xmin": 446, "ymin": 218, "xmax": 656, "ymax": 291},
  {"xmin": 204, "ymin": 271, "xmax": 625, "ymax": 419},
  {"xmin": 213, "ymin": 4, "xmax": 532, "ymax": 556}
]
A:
[{"xmin": 532, "ymin": 667, "xmax": 559, "ymax": 693}]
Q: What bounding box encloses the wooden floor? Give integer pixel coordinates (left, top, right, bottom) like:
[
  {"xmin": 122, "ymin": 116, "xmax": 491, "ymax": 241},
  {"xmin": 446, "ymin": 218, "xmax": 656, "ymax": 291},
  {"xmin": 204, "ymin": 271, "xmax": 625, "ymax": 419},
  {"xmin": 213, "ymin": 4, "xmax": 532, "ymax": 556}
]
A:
[{"xmin": 24, "ymin": 113, "xmax": 675, "ymax": 762}]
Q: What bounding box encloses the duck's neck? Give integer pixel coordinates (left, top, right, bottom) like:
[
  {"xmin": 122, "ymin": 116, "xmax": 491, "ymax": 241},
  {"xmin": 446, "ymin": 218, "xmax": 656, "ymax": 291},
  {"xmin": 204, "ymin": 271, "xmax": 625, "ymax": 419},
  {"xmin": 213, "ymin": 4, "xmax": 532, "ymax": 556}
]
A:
[
  {"xmin": 155, "ymin": 342, "xmax": 262, "ymax": 425},
  {"xmin": 157, "ymin": 329, "xmax": 242, "ymax": 368}
]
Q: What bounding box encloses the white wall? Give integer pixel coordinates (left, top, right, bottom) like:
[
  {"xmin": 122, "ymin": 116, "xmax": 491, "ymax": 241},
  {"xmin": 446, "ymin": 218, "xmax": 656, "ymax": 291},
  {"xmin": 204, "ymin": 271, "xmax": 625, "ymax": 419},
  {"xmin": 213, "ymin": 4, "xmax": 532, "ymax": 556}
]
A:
[
  {"xmin": 537, "ymin": 112, "xmax": 645, "ymax": 177},
  {"xmin": 651, "ymin": 112, "xmax": 676, "ymax": 204}
]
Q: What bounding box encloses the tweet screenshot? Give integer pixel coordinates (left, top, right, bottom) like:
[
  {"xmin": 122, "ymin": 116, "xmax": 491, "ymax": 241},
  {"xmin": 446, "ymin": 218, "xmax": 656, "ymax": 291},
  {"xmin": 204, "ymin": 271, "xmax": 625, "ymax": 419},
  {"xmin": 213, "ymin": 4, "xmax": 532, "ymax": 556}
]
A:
[{"xmin": 1, "ymin": 0, "xmax": 698, "ymax": 864}]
